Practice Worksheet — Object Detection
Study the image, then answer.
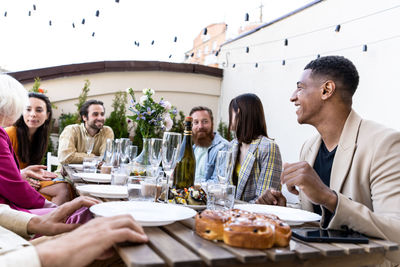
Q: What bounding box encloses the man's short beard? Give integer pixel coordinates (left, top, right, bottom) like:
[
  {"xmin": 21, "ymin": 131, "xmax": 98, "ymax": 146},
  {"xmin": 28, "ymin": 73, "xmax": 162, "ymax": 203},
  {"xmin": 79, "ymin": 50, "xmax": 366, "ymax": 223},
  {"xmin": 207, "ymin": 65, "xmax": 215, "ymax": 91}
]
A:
[
  {"xmin": 88, "ymin": 120, "xmax": 104, "ymax": 131},
  {"xmin": 193, "ymin": 130, "xmax": 214, "ymax": 147}
]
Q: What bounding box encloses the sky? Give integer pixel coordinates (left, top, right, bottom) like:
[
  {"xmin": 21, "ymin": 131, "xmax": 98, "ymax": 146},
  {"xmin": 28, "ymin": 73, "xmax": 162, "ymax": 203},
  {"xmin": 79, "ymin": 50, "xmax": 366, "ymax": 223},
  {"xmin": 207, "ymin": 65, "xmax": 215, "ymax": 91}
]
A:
[{"xmin": 0, "ymin": 0, "xmax": 311, "ymax": 71}]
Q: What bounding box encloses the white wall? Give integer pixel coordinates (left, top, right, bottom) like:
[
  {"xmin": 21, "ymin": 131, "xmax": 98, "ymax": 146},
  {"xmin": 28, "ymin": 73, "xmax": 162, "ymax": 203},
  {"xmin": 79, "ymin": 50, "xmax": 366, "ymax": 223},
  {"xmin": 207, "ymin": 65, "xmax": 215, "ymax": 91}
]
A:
[
  {"xmin": 23, "ymin": 71, "xmax": 222, "ymax": 128},
  {"xmin": 218, "ymin": 0, "xmax": 400, "ymax": 163}
]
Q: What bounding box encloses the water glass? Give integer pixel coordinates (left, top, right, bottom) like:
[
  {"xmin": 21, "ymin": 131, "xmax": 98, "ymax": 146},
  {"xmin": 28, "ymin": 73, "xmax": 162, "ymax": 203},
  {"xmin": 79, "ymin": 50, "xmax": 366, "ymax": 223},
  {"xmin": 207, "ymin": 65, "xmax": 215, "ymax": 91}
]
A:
[
  {"xmin": 126, "ymin": 145, "xmax": 138, "ymax": 163},
  {"xmin": 111, "ymin": 167, "xmax": 128, "ymax": 185},
  {"xmin": 83, "ymin": 157, "xmax": 98, "ymax": 173},
  {"xmin": 216, "ymin": 150, "xmax": 233, "ymax": 184},
  {"xmin": 126, "ymin": 176, "xmax": 158, "ymax": 201},
  {"xmin": 207, "ymin": 184, "xmax": 236, "ymax": 210},
  {"xmin": 85, "ymin": 136, "xmax": 95, "ymax": 156}
]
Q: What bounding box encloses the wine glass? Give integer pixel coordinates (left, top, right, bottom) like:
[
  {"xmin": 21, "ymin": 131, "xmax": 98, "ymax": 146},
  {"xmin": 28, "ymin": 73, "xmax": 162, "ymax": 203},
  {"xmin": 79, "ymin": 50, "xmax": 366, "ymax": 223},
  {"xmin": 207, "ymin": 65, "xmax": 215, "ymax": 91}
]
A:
[
  {"xmin": 85, "ymin": 136, "xmax": 95, "ymax": 156},
  {"xmin": 215, "ymin": 150, "xmax": 233, "ymax": 184},
  {"xmin": 150, "ymin": 138, "xmax": 163, "ymax": 176},
  {"xmin": 119, "ymin": 138, "xmax": 132, "ymax": 164},
  {"xmin": 126, "ymin": 145, "xmax": 138, "ymax": 163},
  {"xmin": 161, "ymin": 132, "xmax": 181, "ymax": 202},
  {"xmin": 102, "ymin": 138, "xmax": 114, "ymax": 164}
]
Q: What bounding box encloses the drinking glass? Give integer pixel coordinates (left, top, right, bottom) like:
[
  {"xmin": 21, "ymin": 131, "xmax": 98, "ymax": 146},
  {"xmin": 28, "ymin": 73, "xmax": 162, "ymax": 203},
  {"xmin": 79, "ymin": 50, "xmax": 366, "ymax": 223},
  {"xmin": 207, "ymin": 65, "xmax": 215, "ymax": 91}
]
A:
[
  {"xmin": 83, "ymin": 157, "xmax": 98, "ymax": 173},
  {"xmin": 126, "ymin": 145, "xmax": 138, "ymax": 163},
  {"xmin": 111, "ymin": 167, "xmax": 128, "ymax": 185},
  {"xmin": 126, "ymin": 176, "xmax": 158, "ymax": 201},
  {"xmin": 85, "ymin": 136, "xmax": 95, "ymax": 156},
  {"xmin": 119, "ymin": 138, "xmax": 132, "ymax": 164},
  {"xmin": 150, "ymin": 138, "xmax": 163, "ymax": 176},
  {"xmin": 207, "ymin": 184, "xmax": 236, "ymax": 210},
  {"xmin": 161, "ymin": 132, "xmax": 181, "ymax": 203},
  {"xmin": 215, "ymin": 150, "xmax": 233, "ymax": 184}
]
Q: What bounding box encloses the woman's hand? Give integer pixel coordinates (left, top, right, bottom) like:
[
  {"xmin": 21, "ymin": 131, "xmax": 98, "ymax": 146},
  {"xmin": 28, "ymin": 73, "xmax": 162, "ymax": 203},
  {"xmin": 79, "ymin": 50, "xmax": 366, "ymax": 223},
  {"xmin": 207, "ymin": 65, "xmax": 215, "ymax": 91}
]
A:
[{"xmin": 21, "ymin": 165, "xmax": 57, "ymax": 181}]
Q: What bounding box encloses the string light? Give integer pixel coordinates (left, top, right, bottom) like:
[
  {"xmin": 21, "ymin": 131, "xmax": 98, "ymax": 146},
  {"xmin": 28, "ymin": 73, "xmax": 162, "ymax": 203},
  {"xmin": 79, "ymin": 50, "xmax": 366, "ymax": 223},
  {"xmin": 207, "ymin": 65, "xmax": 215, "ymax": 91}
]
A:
[
  {"xmin": 363, "ymin": 44, "xmax": 368, "ymax": 51},
  {"xmin": 169, "ymin": 54, "xmax": 172, "ymax": 58},
  {"xmin": 245, "ymin": 13, "xmax": 249, "ymax": 21},
  {"xmin": 72, "ymin": 23, "xmax": 75, "ymax": 28},
  {"xmin": 335, "ymin": 24, "xmax": 341, "ymax": 32},
  {"xmin": 255, "ymin": 63, "xmax": 258, "ymax": 68},
  {"xmin": 284, "ymin": 39, "xmax": 288, "ymax": 46},
  {"xmin": 246, "ymin": 46, "xmax": 249, "ymax": 53},
  {"xmin": 4, "ymin": 11, "xmax": 7, "ymax": 17},
  {"xmin": 232, "ymin": 64, "xmax": 236, "ymax": 68},
  {"xmin": 92, "ymin": 32, "xmax": 95, "ymax": 37},
  {"xmin": 33, "ymin": 4, "xmax": 36, "ymax": 11},
  {"xmin": 282, "ymin": 60, "xmax": 286, "ymax": 66},
  {"xmin": 96, "ymin": 10, "xmax": 100, "ymax": 17},
  {"xmin": 174, "ymin": 36, "xmax": 177, "ymax": 42},
  {"xmin": 151, "ymin": 40, "xmax": 154, "ymax": 45},
  {"xmin": 82, "ymin": 18, "xmax": 85, "ymax": 24},
  {"xmin": 203, "ymin": 28, "xmax": 207, "ymax": 35},
  {"xmin": 28, "ymin": 11, "xmax": 31, "ymax": 16},
  {"xmin": 49, "ymin": 20, "xmax": 52, "ymax": 26}
]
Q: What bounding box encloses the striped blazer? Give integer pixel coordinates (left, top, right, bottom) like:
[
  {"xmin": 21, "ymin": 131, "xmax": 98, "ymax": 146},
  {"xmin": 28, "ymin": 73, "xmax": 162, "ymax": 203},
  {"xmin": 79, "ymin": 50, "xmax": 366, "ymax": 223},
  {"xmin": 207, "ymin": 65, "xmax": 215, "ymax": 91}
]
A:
[{"xmin": 229, "ymin": 136, "xmax": 282, "ymax": 202}]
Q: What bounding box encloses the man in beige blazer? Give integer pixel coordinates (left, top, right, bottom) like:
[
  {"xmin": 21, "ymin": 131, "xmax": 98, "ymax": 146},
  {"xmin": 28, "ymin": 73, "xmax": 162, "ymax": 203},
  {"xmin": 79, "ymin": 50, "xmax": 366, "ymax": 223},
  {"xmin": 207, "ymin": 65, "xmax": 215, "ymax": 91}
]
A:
[
  {"xmin": 0, "ymin": 197, "xmax": 148, "ymax": 266},
  {"xmin": 257, "ymin": 55, "xmax": 400, "ymax": 264}
]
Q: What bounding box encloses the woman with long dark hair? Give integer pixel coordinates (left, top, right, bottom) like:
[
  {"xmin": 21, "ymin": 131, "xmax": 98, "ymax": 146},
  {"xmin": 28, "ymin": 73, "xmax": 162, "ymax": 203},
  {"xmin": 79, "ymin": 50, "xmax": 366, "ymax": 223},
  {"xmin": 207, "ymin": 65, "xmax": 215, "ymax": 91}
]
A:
[
  {"xmin": 6, "ymin": 92, "xmax": 71, "ymax": 205},
  {"xmin": 228, "ymin": 93, "xmax": 282, "ymax": 202}
]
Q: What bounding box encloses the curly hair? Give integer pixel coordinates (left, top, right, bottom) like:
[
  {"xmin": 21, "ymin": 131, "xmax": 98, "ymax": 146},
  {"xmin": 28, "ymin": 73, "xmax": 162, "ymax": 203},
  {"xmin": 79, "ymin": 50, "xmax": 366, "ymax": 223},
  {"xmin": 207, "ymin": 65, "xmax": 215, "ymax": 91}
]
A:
[{"xmin": 304, "ymin": 55, "xmax": 359, "ymax": 104}]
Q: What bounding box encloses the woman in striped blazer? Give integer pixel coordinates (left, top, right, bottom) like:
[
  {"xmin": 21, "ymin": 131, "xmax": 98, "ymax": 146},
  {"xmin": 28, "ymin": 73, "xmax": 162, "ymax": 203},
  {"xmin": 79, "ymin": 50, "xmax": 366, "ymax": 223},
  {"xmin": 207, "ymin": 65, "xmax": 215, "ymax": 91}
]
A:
[{"xmin": 228, "ymin": 93, "xmax": 282, "ymax": 202}]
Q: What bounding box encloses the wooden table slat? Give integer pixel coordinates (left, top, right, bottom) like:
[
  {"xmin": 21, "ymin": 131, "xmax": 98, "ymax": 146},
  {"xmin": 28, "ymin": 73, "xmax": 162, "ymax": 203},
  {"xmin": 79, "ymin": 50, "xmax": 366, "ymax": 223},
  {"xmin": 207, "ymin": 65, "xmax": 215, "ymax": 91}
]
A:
[
  {"xmin": 289, "ymin": 239, "xmax": 321, "ymax": 259},
  {"xmin": 264, "ymin": 246, "xmax": 297, "ymax": 261},
  {"xmin": 369, "ymin": 239, "xmax": 399, "ymax": 251},
  {"xmin": 115, "ymin": 243, "xmax": 165, "ymax": 267},
  {"xmin": 359, "ymin": 242, "xmax": 386, "ymax": 253},
  {"xmin": 145, "ymin": 227, "xmax": 202, "ymax": 267},
  {"xmin": 331, "ymin": 243, "xmax": 365, "ymax": 255},
  {"xmin": 219, "ymin": 243, "xmax": 268, "ymax": 263},
  {"xmin": 292, "ymin": 238, "xmax": 346, "ymax": 256},
  {"xmin": 163, "ymin": 222, "xmax": 238, "ymax": 266}
]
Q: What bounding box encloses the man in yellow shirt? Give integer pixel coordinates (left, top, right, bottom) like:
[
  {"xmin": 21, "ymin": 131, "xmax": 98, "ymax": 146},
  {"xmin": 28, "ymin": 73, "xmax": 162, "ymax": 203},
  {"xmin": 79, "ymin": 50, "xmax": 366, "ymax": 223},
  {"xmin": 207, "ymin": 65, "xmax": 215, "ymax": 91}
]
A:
[{"xmin": 58, "ymin": 100, "xmax": 114, "ymax": 164}]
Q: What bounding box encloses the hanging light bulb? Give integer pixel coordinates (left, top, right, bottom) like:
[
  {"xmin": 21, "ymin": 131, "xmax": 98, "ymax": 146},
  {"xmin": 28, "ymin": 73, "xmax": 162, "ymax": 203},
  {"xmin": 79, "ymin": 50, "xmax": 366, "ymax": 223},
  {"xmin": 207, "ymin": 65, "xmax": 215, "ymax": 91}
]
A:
[
  {"xmin": 151, "ymin": 40, "xmax": 154, "ymax": 45},
  {"xmin": 284, "ymin": 39, "xmax": 288, "ymax": 46},
  {"xmin": 191, "ymin": 52, "xmax": 194, "ymax": 57},
  {"xmin": 203, "ymin": 28, "xmax": 207, "ymax": 35},
  {"xmin": 335, "ymin": 24, "xmax": 341, "ymax": 32},
  {"xmin": 115, "ymin": 0, "xmax": 119, "ymax": 2},
  {"xmin": 215, "ymin": 51, "xmax": 219, "ymax": 56},
  {"xmin": 245, "ymin": 13, "xmax": 249, "ymax": 21},
  {"xmin": 82, "ymin": 18, "xmax": 85, "ymax": 24},
  {"xmin": 246, "ymin": 47, "xmax": 249, "ymax": 53},
  {"xmin": 317, "ymin": 54, "xmax": 320, "ymax": 58},
  {"xmin": 96, "ymin": 10, "xmax": 100, "ymax": 17},
  {"xmin": 33, "ymin": 4, "xmax": 36, "ymax": 10},
  {"xmin": 92, "ymin": 32, "xmax": 95, "ymax": 37},
  {"xmin": 282, "ymin": 60, "xmax": 286, "ymax": 66},
  {"xmin": 174, "ymin": 36, "xmax": 177, "ymax": 42},
  {"xmin": 169, "ymin": 54, "xmax": 172, "ymax": 58},
  {"xmin": 28, "ymin": 11, "xmax": 31, "ymax": 16},
  {"xmin": 49, "ymin": 20, "xmax": 52, "ymax": 26},
  {"xmin": 363, "ymin": 44, "xmax": 367, "ymax": 52},
  {"xmin": 255, "ymin": 63, "xmax": 258, "ymax": 68},
  {"xmin": 4, "ymin": 11, "xmax": 7, "ymax": 17},
  {"xmin": 72, "ymin": 23, "xmax": 75, "ymax": 28}
]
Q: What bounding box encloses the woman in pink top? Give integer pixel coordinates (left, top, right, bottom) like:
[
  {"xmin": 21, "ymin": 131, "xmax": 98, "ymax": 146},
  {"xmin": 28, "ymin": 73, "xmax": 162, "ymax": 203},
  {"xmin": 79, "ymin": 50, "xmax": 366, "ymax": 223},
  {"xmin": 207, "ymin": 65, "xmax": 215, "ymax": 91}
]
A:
[{"xmin": 0, "ymin": 74, "xmax": 90, "ymax": 222}]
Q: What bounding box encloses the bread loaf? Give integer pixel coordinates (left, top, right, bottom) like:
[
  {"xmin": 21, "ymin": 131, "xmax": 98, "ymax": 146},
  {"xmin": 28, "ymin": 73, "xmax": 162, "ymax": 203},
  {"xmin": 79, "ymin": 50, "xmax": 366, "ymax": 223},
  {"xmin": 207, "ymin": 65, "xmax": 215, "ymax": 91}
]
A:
[{"xmin": 195, "ymin": 209, "xmax": 291, "ymax": 249}]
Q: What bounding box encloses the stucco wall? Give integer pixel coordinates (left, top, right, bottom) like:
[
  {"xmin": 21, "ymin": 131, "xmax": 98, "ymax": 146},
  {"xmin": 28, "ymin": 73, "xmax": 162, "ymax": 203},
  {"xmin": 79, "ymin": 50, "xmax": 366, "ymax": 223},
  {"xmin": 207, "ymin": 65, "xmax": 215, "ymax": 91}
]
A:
[
  {"xmin": 22, "ymin": 70, "xmax": 222, "ymax": 128},
  {"xmin": 218, "ymin": 0, "xmax": 400, "ymax": 163}
]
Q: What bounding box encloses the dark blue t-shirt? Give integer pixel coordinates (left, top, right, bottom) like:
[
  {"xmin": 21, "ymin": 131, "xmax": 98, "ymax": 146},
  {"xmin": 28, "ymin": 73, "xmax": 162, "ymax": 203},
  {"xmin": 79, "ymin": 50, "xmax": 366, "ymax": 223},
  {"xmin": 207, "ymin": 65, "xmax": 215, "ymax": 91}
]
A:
[{"xmin": 313, "ymin": 141, "xmax": 337, "ymax": 215}]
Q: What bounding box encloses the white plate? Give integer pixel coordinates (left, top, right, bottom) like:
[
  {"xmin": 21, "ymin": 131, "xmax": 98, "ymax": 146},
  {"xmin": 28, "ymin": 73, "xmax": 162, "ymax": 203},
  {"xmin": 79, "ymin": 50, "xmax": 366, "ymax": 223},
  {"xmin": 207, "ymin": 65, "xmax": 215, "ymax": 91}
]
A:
[
  {"xmin": 73, "ymin": 173, "xmax": 111, "ymax": 183},
  {"xmin": 76, "ymin": 185, "xmax": 127, "ymax": 198},
  {"xmin": 90, "ymin": 201, "xmax": 197, "ymax": 227},
  {"xmin": 69, "ymin": 164, "xmax": 83, "ymax": 170},
  {"xmin": 169, "ymin": 204, "xmax": 206, "ymax": 211},
  {"xmin": 234, "ymin": 204, "xmax": 321, "ymax": 226}
]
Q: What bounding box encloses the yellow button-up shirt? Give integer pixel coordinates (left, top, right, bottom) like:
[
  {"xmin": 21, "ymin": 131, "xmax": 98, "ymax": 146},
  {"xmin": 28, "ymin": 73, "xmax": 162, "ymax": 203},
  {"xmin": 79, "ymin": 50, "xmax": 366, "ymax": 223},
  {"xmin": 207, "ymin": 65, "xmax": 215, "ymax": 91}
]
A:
[{"xmin": 58, "ymin": 123, "xmax": 114, "ymax": 164}]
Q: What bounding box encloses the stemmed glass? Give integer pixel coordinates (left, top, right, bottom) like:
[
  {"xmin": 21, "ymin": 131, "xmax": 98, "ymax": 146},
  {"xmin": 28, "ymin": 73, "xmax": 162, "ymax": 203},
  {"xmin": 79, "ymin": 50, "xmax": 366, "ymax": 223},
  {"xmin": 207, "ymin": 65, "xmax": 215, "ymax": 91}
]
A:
[
  {"xmin": 161, "ymin": 132, "xmax": 181, "ymax": 203},
  {"xmin": 85, "ymin": 136, "xmax": 95, "ymax": 156},
  {"xmin": 150, "ymin": 138, "xmax": 163, "ymax": 177},
  {"xmin": 119, "ymin": 138, "xmax": 132, "ymax": 164},
  {"xmin": 215, "ymin": 150, "xmax": 233, "ymax": 184},
  {"xmin": 102, "ymin": 138, "xmax": 113, "ymax": 164},
  {"xmin": 126, "ymin": 145, "xmax": 138, "ymax": 163}
]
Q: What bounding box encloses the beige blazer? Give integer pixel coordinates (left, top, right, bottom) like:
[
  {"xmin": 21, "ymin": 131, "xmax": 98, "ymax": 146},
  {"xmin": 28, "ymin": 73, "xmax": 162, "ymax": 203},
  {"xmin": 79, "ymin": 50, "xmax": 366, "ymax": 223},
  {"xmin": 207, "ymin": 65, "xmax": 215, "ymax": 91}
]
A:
[
  {"xmin": 299, "ymin": 110, "xmax": 400, "ymax": 264},
  {"xmin": 0, "ymin": 205, "xmax": 41, "ymax": 266}
]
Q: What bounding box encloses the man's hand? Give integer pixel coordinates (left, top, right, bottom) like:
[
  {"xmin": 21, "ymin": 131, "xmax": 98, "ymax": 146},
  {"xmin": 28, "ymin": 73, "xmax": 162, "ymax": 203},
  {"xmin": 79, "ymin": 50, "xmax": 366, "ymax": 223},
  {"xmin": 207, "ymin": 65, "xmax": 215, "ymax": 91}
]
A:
[
  {"xmin": 256, "ymin": 189, "xmax": 287, "ymax": 206},
  {"xmin": 27, "ymin": 196, "xmax": 101, "ymax": 236},
  {"xmin": 35, "ymin": 215, "xmax": 148, "ymax": 267},
  {"xmin": 281, "ymin": 162, "xmax": 337, "ymax": 212},
  {"xmin": 21, "ymin": 165, "xmax": 57, "ymax": 181}
]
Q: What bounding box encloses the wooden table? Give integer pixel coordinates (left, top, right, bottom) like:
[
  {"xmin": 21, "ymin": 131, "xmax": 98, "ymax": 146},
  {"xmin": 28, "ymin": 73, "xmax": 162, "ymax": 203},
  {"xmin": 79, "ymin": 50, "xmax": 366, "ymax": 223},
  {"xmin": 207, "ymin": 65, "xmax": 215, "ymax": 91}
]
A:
[{"xmin": 63, "ymin": 165, "xmax": 399, "ymax": 267}]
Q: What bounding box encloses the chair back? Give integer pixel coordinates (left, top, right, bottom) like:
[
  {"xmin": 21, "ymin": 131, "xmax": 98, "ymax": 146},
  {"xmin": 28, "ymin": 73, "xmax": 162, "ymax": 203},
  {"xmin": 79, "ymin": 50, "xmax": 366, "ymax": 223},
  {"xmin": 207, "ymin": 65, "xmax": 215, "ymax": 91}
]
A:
[{"xmin": 47, "ymin": 152, "xmax": 59, "ymax": 172}]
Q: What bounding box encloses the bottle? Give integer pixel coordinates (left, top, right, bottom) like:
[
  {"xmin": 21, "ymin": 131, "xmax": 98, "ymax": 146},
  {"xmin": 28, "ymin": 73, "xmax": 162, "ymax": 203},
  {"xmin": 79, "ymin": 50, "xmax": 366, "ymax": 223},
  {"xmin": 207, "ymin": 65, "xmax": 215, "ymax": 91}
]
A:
[{"xmin": 173, "ymin": 117, "xmax": 196, "ymax": 189}]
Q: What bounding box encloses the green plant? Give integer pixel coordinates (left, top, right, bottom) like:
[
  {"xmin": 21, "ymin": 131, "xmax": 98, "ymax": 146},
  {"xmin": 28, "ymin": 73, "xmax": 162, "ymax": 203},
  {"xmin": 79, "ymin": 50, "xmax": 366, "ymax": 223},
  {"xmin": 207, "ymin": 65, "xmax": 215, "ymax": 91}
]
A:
[
  {"xmin": 30, "ymin": 77, "xmax": 47, "ymax": 93},
  {"xmin": 58, "ymin": 80, "xmax": 90, "ymax": 134},
  {"xmin": 170, "ymin": 110, "xmax": 185, "ymax": 134},
  {"xmin": 105, "ymin": 91, "xmax": 129, "ymax": 139},
  {"xmin": 217, "ymin": 121, "xmax": 231, "ymax": 141}
]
